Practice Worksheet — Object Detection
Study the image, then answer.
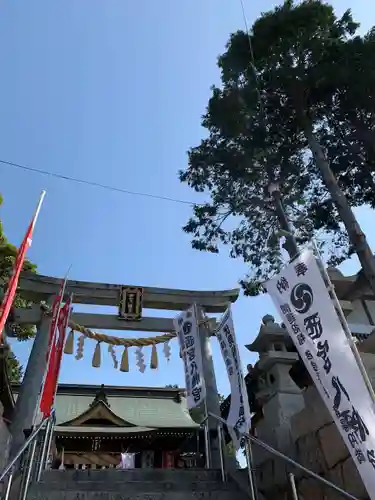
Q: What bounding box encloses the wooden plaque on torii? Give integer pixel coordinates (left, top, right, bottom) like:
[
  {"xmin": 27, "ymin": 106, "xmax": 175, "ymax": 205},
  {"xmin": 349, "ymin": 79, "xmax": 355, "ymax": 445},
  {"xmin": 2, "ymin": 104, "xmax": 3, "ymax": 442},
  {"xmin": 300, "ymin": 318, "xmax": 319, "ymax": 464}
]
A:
[{"xmin": 118, "ymin": 286, "xmax": 143, "ymax": 321}]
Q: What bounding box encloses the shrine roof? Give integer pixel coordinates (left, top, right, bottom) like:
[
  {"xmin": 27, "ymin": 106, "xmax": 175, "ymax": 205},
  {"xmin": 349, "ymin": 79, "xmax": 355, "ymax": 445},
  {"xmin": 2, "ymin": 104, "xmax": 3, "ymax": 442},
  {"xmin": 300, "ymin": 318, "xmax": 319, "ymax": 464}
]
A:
[
  {"xmin": 54, "ymin": 426, "xmax": 194, "ymax": 435},
  {"xmin": 12, "ymin": 383, "xmax": 200, "ymax": 429},
  {"xmin": 54, "ymin": 426, "xmax": 156, "ymax": 434},
  {"xmin": 327, "ymin": 267, "xmax": 374, "ymax": 301}
]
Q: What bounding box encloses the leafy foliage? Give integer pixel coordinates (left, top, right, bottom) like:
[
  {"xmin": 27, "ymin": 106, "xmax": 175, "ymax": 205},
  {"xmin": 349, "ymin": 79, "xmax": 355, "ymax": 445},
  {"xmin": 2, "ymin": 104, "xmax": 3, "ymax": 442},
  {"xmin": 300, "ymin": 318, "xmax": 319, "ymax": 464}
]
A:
[
  {"xmin": 6, "ymin": 349, "xmax": 23, "ymax": 383},
  {"xmin": 180, "ymin": 0, "xmax": 375, "ymax": 293},
  {"xmin": 0, "ymin": 194, "xmax": 37, "ymax": 382}
]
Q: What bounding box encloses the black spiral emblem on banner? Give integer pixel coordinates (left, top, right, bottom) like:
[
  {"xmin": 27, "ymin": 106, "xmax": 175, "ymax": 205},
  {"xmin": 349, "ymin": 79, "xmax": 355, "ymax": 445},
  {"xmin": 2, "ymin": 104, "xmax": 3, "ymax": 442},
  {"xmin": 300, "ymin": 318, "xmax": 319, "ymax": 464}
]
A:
[{"xmin": 290, "ymin": 283, "xmax": 313, "ymax": 314}]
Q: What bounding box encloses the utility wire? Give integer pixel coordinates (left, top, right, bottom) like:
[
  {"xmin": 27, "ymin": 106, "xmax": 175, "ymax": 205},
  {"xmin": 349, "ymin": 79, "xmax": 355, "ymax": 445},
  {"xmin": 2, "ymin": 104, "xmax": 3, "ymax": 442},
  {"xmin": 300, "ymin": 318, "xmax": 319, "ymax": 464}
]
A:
[{"xmin": 0, "ymin": 158, "xmax": 197, "ymax": 206}]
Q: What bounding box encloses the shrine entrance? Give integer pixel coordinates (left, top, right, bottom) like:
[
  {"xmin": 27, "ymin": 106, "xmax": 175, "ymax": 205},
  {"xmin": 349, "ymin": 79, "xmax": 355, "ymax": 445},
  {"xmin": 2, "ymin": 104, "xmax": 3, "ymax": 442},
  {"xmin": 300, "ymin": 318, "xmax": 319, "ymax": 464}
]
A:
[
  {"xmin": 11, "ymin": 272, "xmax": 240, "ymax": 469},
  {"xmin": 26, "ymin": 382, "xmax": 205, "ymax": 470}
]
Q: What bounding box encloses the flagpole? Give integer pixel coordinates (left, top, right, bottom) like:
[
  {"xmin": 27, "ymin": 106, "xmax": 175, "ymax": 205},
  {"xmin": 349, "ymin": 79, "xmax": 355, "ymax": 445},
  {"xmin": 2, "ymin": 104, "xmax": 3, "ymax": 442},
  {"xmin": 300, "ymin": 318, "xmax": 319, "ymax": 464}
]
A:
[
  {"xmin": 311, "ymin": 240, "xmax": 375, "ymax": 406},
  {"xmin": 222, "ymin": 304, "xmax": 257, "ymax": 498},
  {"xmin": 31, "ymin": 190, "xmax": 46, "ymax": 231}
]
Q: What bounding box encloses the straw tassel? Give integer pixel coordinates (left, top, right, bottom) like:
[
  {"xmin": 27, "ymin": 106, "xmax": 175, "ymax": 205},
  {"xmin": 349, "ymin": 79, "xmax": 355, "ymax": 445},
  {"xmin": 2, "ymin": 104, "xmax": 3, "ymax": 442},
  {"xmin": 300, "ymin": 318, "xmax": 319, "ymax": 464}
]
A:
[
  {"xmin": 92, "ymin": 342, "xmax": 101, "ymax": 368},
  {"xmin": 163, "ymin": 341, "xmax": 171, "ymax": 362},
  {"xmin": 150, "ymin": 344, "xmax": 158, "ymax": 369},
  {"xmin": 120, "ymin": 347, "xmax": 129, "ymax": 372},
  {"xmin": 64, "ymin": 330, "xmax": 74, "ymax": 354},
  {"xmin": 75, "ymin": 335, "xmax": 85, "ymax": 360},
  {"xmin": 108, "ymin": 344, "xmax": 118, "ymax": 370}
]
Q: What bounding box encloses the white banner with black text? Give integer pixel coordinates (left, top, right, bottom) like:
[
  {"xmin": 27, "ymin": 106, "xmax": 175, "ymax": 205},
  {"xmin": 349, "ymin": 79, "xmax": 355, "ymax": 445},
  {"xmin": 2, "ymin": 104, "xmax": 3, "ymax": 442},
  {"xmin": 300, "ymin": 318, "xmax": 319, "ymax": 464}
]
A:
[
  {"xmin": 174, "ymin": 306, "xmax": 206, "ymax": 409},
  {"xmin": 216, "ymin": 306, "xmax": 252, "ymax": 450},
  {"xmin": 266, "ymin": 249, "xmax": 375, "ymax": 499}
]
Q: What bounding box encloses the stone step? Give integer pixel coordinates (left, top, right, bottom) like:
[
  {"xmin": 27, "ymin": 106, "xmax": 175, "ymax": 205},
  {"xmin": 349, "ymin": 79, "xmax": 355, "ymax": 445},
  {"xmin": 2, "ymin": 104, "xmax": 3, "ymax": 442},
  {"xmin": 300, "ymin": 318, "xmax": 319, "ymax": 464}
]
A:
[
  {"xmin": 26, "ymin": 470, "xmax": 248, "ymax": 500},
  {"xmin": 32, "ymin": 480, "xmax": 235, "ymax": 493},
  {"xmin": 26, "ymin": 469, "xmax": 250, "ymax": 500},
  {"xmin": 40, "ymin": 469, "xmax": 224, "ymax": 484},
  {"xmin": 27, "ymin": 491, "xmax": 246, "ymax": 500}
]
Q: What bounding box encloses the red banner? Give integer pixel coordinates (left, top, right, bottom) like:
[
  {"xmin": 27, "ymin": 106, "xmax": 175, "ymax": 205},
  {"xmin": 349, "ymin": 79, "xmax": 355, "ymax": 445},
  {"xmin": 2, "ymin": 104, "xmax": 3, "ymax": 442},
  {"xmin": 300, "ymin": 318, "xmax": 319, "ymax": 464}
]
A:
[
  {"xmin": 46, "ymin": 295, "xmax": 61, "ymax": 356},
  {"xmin": 0, "ymin": 222, "xmax": 33, "ymax": 343},
  {"xmin": 0, "ymin": 192, "xmax": 45, "ymax": 344},
  {"xmin": 54, "ymin": 300, "xmax": 71, "ymax": 382},
  {"xmin": 39, "ymin": 297, "xmax": 71, "ymax": 418}
]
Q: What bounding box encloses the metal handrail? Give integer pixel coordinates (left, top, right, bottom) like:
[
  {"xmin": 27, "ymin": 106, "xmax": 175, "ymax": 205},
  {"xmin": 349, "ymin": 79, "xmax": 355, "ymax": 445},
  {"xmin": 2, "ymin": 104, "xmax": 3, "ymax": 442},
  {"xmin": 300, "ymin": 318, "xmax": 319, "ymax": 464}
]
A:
[
  {"xmin": 208, "ymin": 413, "xmax": 360, "ymax": 500},
  {"xmin": 0, "ymin": 411, "xmax": 54, "ymax": 483},
  {"xmin": 289, "ymin": 473, "xmax": 299, "ymax": 500}
]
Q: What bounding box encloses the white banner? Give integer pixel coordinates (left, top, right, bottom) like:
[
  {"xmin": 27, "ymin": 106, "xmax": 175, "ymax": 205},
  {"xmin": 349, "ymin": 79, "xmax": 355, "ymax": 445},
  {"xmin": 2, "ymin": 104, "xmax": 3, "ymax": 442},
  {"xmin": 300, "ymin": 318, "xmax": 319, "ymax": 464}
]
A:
[
  {"xmin": 174, "ymin": 306, "xmax": 206, "ymax": 409},
  {"xmin": 216, "ymin": 306, "xmax": 252, "ymax": 450},
  {"xmin": 266, "ymin": 250, "xmax": 375, "ymax": 499}
]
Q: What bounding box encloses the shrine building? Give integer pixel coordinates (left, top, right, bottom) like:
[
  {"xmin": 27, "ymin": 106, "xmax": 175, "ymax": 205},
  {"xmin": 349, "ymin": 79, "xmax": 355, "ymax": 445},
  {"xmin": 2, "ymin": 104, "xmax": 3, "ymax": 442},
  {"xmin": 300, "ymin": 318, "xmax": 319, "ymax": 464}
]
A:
[{"xmin": 10, "ymin": 382, "xmax": 205, "ymax": 470}]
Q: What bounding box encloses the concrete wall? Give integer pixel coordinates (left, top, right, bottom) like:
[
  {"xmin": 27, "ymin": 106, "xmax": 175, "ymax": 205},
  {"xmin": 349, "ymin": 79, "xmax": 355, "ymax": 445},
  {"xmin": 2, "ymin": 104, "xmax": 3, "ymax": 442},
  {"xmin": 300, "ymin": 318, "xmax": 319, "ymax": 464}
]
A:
[
  {"xmin": 254, "ymin": 386, "xmax": 368, "ymax": 500},
  {"xmin": 347, "ymin": 300, "xmax": 369, "ymax": 324},
  {"xmin": 364, "ymin": 300, "xmax": 375, "ymax": 325},
  {"xmin": 0, "ymin": 401, "xmax": 12, "ymax": 494},
  {"xmin": 0, "ymin": 401, "xmax": 11, "ymax": 469}
]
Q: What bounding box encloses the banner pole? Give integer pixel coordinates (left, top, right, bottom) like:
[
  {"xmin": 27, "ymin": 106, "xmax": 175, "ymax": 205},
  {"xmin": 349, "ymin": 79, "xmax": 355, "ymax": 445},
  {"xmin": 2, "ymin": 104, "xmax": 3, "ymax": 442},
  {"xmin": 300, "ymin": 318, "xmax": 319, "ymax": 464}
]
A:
[
  {"xmin": 245, "ymin": 437, "xmax": 258, "ymax": 500},
  {"xmin": 203, "ymin": 412, "xmax": 211, "ymax": 469},
  {"xmin": 311, "ymin": 240, "xmax": 375, "ymax": 406},
  {"xmin": 31, "ymin": 190, "xmax": 46, "ymax": 231}
]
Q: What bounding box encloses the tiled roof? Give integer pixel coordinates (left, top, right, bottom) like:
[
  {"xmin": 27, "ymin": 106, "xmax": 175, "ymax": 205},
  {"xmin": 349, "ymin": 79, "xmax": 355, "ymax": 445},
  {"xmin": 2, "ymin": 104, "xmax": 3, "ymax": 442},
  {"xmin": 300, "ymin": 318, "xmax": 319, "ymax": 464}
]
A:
[
  {"xmin": 53, "ymin": 393, "xmax": 199, "ymax": 428},
  {"xmin": 55, "ymin": 425, "xmax": 156, "ymax": 434}
]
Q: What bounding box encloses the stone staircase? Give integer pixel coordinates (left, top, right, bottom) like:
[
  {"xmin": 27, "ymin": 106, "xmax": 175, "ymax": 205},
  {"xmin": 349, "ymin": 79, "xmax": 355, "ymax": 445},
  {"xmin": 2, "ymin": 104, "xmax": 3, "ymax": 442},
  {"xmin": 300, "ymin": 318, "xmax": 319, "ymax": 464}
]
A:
[{"xmin": 27, "ymin": 469, "xmax": 251, "ymax": 500}]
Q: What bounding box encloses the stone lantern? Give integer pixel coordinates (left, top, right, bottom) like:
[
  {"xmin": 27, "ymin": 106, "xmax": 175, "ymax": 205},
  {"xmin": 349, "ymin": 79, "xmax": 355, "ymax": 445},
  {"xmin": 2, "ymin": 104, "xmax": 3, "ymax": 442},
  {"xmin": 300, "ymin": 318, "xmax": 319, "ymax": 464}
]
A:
[{"xmin": 246, "ymin": 314, "xmax": 305, "ymax": 456}]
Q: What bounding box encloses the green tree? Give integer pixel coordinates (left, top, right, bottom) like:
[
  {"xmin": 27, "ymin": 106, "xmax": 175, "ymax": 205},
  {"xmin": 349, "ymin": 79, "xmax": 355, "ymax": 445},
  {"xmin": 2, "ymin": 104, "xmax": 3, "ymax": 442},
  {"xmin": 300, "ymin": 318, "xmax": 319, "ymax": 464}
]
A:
[
  {"xmin": 6, "ymin": 350, "xmax": 23, "ymax": 383},
  {"xmin": 0, "ymin": 193, "xmax": 37, "ymax": 382},
  {"xmin": 180, "ymin": 0, "xmax": 375, "ymax": 294}
]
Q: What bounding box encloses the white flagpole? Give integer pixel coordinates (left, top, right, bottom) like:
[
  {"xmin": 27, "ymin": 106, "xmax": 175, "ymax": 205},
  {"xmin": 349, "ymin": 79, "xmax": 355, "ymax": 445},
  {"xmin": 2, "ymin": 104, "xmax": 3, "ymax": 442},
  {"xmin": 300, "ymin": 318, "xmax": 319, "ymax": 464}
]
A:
[
  {"xmin": 311, "ymin": 239, "xmax": 375, "ymax": 406},
  {"xmin": 31, "ymin": 190, "xmax": 46, "ymax": 232},
  {"xmin": 221, "ymin": 303, "xmax": 257, "ymax": 498}
]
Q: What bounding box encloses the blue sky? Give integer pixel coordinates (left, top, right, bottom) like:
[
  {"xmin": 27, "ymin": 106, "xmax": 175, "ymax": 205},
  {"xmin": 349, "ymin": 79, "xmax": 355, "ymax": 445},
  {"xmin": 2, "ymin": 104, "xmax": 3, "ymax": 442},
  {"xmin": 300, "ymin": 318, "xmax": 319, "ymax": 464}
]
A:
[{"xmin": 0, "ymin": 0, "xmax": 373, "ymax": 399}]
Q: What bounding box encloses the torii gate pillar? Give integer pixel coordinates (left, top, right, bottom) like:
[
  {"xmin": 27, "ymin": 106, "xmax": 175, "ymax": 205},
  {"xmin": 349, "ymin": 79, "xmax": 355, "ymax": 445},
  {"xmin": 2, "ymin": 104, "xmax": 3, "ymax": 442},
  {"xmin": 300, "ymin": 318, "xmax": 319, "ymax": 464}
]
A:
[
  {"xmin": 9, "ymin": 300, "xmax": 52, "ymax": 457},
  {"xmin": 197, "ymin": 305, "xmax": 222, "ymax": 469}
]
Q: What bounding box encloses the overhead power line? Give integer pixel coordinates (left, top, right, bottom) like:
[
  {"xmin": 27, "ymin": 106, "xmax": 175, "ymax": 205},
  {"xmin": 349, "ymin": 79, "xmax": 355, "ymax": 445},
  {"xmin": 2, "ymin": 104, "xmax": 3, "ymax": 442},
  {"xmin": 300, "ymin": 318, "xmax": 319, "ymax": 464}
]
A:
[{"xmin": 0, "ymin": 159, "xmax": 196, "ymax": 206}]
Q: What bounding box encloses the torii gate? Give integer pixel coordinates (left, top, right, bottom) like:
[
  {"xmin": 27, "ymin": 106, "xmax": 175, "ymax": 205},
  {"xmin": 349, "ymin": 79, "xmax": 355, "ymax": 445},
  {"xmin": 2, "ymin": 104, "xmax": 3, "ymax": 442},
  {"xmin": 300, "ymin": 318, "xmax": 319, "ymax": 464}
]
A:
[{"xmin": 10, "ymin": 272, "xmax": 239, "ymax": 468}]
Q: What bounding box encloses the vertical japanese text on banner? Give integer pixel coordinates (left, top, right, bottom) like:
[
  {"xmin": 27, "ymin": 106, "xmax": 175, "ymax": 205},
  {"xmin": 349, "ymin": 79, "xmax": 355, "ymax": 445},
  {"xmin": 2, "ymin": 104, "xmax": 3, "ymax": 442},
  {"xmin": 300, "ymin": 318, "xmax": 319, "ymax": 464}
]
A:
[
  {"xmin": 266, "ymin": 250, "xmax": 375, "ymax": 500},
  {"xmin": 173, "ymin": 306, "xmax": 206, "ymax": 410},
  {"xmin": 216, "ymin": 307, "xmax": 251, "ymax": 450}
]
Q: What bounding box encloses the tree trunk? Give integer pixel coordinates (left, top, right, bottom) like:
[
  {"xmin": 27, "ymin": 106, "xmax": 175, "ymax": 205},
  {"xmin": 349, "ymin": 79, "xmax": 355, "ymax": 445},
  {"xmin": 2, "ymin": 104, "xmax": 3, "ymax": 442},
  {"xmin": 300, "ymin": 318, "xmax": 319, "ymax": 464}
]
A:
[
  {"xmin": 270, "ymin": 187, "xmax": 299, "ymax": 259},
  {"xmin": 304, "ymin": 125, "xmax": 375, "ymax": 296}
]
